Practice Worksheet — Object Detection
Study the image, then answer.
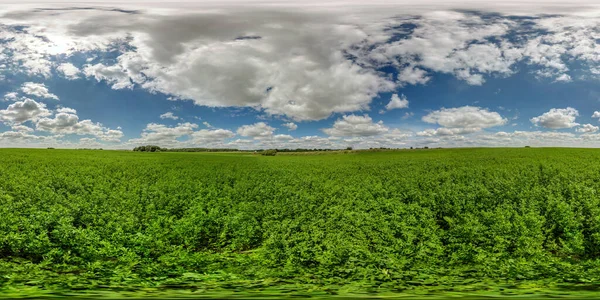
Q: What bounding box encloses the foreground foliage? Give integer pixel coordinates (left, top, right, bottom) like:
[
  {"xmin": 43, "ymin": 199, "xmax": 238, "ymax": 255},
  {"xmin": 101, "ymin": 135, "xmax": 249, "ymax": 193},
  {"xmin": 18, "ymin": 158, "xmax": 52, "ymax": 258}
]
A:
[{"xmin": 2, "ymin": 148, "xmax": 600, "ymax": 297}]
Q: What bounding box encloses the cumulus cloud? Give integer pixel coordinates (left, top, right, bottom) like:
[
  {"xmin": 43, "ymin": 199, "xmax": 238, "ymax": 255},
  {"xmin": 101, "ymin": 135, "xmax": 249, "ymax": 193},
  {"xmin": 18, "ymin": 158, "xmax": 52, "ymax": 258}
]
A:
[
  {"xmin": 3, "ymin": 4, "xmax": 600, "ymax": 124},
  {"xmin": 422, "ymin": 106, "xmax": 507, "ymax": 129},
  {"xmin": 530, "ymin": 107, "xmax": 579, "ymax": 129},
  {"xmin": 554, "ymin": 73, "xmax": 572, "ymax": 82},
  {"xmin": 397, "ymin": 66, "xmax": 431, "ymax": 86},
  {"xmin": 99, "ymin": 129, "xmax": 125, "ymax": 142},
  {"xmin": 160, "ymin": 112, "xmax": 179, "ymax": 120},
  {"xmin": 3, "ymin": 92, "xmax": 18, "ymax": 102},
  {"xmin": 56, "ymin": 107, "xmax": 77, "ymax": 114},
  {"xmin": 190, "ymin": 128, "xmax": 235, "ymax": 143},
  {"xmin": 370, "ymin": 11, "xmax": 520, "ymax": 86},
  {"xmin": 282, "ymin": 122, "xmax": 298, "ymax": 131},
  {"xmin": 5, "ymin": 4, "xmax": 600, "ymax": 148},
  {"xmin": 577, "ymin": 123, "xmax": 599, "ymax": 133},
  {"xmin": 20, "ymin": 82, "xmax": 59, "ymax": 100},
  {"xmin": 128, "ymin": 122, "xmax": 234, "ymax": 147},
  {"xmin": 0, "ymin": 130, "xmax": 46, "ymax": 141},
  {"xmin": 0, "ymin": 98, "xmax": 51, "ymax": 124},
  {"xmin": 237, "ymin": 122, "xmax": 275, "ymax": 138},
  {"xmin": 35, "ymin": 108, "xmax": 124, "ymax": 142},
  {"xmin": 57, "ymin": 63, "xmax": 80, "ymax": 80},
  {"xmin": 322, "ymin": 114, "xmax": 388, "ymax": 137},
  {"xmin": 129, "ymin": 122, "xmax": 198, "ymax": 145},
  {"xmin": 593, "ymin": 111, "xmax": 600, "ymax": 119},
  {"xmin": 10, "ymin": 124, "xmax": 34, "ymax": 133},
  {"xmin": 273, "ymin": 134, "xmax": 294, "ymax": 141},
  {"xmin": 83, "ymin": 63, "xmax": 134, "ymax": 89},
  {"xmin": 417, "ymin": 127, "xmax": 480, "ymax": 137},
  {"xmin": 385, "ymin": 94, "xmax": 409, "ymax": 111},
  {"xmin": 29, "ymin": 8, "xmax": 395, "ymax": 121}
]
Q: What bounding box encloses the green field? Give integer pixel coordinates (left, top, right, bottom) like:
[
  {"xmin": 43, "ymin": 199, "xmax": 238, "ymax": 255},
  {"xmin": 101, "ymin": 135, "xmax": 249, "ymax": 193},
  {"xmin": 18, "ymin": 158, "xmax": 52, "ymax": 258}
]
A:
[{"xmin": 3, "ymin": 148, "xmax": 600, "ymax": 298}]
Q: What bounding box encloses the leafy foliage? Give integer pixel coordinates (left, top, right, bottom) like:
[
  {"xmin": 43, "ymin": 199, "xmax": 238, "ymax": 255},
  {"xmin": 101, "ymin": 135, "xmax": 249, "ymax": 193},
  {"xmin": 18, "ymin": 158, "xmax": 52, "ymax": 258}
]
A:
[
  {"xmin": 2, "ymin": 148, "xmax": 600, "ymax": 296},
  {"xmin": 261, "ymin": 149, "xmax": 277, "ymax": 156}
]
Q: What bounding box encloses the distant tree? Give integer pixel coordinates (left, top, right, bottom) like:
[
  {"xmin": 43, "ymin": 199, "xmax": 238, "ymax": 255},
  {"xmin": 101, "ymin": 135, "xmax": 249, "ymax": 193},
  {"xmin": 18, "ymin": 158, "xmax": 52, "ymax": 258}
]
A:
[
  {"xmin": 261, "ymin": 149, "xmax": 277, "ymax": 156},
  {"xmin": 346, "ymin": 147, "xmax": 353, "ymax": 151},
  {"xmin": 133, "ymin": 145, "xmax": 164, "ymax": 152}
]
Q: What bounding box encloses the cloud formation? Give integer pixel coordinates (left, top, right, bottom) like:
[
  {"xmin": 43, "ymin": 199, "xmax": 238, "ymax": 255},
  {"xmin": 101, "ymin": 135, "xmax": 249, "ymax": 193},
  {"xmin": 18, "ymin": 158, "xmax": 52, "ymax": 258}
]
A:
[
  {"xmin": 21, "ymin": 82, "xmax": 59, "ymax": 100},
  {"xmin": 530, "ymin": 107, "xmax": 579, "ymax": 129},
  {"xmin": 422, "ymin": 106, "xmax": 507, "ymax": 129},
  {"xmin": 385, "ymin": 94, "xmax": 409, "ymax": 111},
  {"xmin": 237, "ymin": 122, "xmax": 275, "ymax": 138},
  {"xmin": 322, "ymin": 114, "xmax": 389, "ymax": 137},
  {"xmin": 160, "ymin": 112, "xmax": 179, "ymax": 120},
  {"xmin": 0, "ymin": 98, "xmax": 51, "ymax": 124},
  {"xmin": 3, "ymin": 3, "xmax": 600, "ymax": 148}
]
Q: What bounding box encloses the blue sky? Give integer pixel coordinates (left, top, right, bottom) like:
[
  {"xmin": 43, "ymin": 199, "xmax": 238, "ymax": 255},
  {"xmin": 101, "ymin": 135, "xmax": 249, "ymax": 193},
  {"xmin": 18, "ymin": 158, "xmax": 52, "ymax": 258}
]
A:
[{"xmin": 2, "ymin": 1, "xmax": 600, "ymax": 149}]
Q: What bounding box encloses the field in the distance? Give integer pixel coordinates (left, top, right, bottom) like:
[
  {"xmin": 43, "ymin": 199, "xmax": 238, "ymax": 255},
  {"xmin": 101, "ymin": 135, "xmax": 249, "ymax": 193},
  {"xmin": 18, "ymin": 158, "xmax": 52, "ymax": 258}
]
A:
[{"xmin": 2, "ymin": 148, "xmax": 600, "ymax": 298}]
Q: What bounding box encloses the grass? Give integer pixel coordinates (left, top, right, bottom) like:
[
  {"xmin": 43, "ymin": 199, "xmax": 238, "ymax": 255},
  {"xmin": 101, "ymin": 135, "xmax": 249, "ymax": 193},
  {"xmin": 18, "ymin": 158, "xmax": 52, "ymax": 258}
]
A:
[{"xmin": 2, "ymin": 148, "xmax": 600, "ymax": 298}]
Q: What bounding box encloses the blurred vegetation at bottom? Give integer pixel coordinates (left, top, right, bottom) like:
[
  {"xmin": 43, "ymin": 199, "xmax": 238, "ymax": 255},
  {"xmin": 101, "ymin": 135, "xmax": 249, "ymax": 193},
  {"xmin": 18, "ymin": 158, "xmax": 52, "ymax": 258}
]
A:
[{"xmin": 3, "ymin": 148, "xmax": 600, "ymax": 298}]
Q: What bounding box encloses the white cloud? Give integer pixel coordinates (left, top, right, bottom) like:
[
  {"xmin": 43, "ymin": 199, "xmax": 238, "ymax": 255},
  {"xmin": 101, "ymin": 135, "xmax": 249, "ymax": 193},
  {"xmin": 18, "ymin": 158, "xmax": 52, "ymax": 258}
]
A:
[
  {"xmin": 127, "ymin": 122, "xmax": 234, "ymax": 147},
  {"xmin": 4, "ymin": 5, "xmax": 600, "ymax": 124},
  {"xmin": 83, "ymin": 63, "xmax": 134, "ymax": 89},
  {"xmin": 0, "ymin": 98, "xmax": 51, "ymax": 124},
  {"xmin": 21, "ymin": 82, "xmax": 59, "ymax": 100},
  {"xmin": 129, "ymin": 122, "xmax": 198, "ymax": 145},
  {"xmin": 577, "ymin": 123, "xmax": 599, "ymax": 133},
  {"xmin": 593, "ymin": 111, "xmax": 600, "ymax": 119},
  {"xmin": 1, "ymin": 7, "xmax": 399, "ymax": 121},
  {"xmin": 417, "ymin": 127, "xmax": 480, "ymax": 136},
  {"xmin": 0, "ymin": 131, "xmax": 46, "ymax": 141},
  {"xmin": 282, "ymin": 122, "xmax": 298, "ymax": 131},
  {"xmin": 555, "ymin": 73, "xmax": 572, "ymax": 82},
  {"xmin": 385, "ymin": 93, "xmax": 409, "ymax": 111},
  {"xmin": 57, "ymin": 63, "xmax": 80, "ymax": 80},
  {"xmin": 5, "ymin": 4, "xmax": 600, "ymax": 147},
  {"xmin": 322, "ymin": 114, "xmax": 388, "ymax": 137},
  {"xmin": 402, "ymin": 112, "xmax": 414, "ymax": 119},
  {"xmin": 35, "ymin": 109, "xmax": 123, "ymax": 142},
  {"xmin": 422, "ymin": 106, "xmax": 507, "ymax": 129},
  {"xmin": 3, "ymin": 92, "xmax": 18, "ymax": 102},
  {"xmin": 10, "ymin": 124, "xmax": 34, "ymax": 133},
  {"xmin": 190, "ymin": 128, "xmax": 235, "ymax": 143},
  {"xmin": 371, "ymin": 11, "xmax": 519, "ymax": 86},
  {"xmin": 530, "ymin": 107, "xmax": 579, "ymax": 129},
  {"xmin": 56, "ymin": 107, "xmax": 77, "ymax": 114},
  {"xmin": 160, "ymin": 112, "xmax": 179, "ymax": 120},
  {"xmin": 203, "ymin": 121, "xmax": 214, "ymax": 128},
  {"xmin": 273, "ymin": 134, "xmax": 294, "ymax": 141},
  {"xmin": 100, "ymin": 129, "xmax": 125, "ymax": 142},
  {"xmin": 397, "ymin": 66, "xmax": 430, "ymax": 86},
  {"xmin": 237, "ymin": 122, "xmax": 275, "ymax": 138}
]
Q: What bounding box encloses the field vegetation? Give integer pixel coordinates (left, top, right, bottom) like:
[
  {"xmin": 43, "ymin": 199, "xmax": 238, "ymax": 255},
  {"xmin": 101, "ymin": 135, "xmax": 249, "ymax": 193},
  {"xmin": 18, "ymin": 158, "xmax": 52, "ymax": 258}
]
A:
[{"xmin": 2, "ymin": 148, "xmax": 600, "ymax": 298}]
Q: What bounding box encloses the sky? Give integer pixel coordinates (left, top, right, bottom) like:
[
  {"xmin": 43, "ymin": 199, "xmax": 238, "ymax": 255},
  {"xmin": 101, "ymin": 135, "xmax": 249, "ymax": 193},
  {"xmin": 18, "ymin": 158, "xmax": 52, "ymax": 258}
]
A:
[{"xmin": 3, "ymin": 1, "xmax": 600, "ymax": 149}]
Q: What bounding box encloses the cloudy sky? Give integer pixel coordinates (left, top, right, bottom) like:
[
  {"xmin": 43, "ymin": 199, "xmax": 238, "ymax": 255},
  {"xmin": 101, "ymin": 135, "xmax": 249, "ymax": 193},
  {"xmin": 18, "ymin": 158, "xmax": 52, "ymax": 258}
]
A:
[{"xmin": 3, "ymin": 0, "xmax": 600, "ymax": 149}]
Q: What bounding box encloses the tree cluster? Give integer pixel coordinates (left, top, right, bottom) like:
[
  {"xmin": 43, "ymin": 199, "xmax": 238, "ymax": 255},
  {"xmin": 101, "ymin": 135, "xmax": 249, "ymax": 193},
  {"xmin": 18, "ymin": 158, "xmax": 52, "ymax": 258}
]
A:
[{"xmin": 133, "ymin": 145, "xmax": 164, "ymax": 152}]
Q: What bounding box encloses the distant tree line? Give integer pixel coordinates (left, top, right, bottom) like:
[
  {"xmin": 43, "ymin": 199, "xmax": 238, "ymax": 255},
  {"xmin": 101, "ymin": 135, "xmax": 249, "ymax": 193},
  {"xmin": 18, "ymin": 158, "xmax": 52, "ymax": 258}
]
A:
[
  {"xmin": 133, "ymin": 146, "xmax": 358, "ymax": 153},
  {"xmin": 261, "ymin": 149, "xmax": 277, "ymax": 156},
  {"xmin": 269, "ymin": 148, "xmax": 346, "ymax": 152},
  {"xmin": 133, "ymin": 145, "xmax": 165, "ymax": 152},
  {"xmin": 132, "ymin": 145, "xmax": 435, "ymax": 153},
  {"xmin": 165, "ymin": 148, "xmax": 240, "ymax": 152},
  {"xmin": 132, "ymin": 146, "xmax": 239, "ymax": 152}
]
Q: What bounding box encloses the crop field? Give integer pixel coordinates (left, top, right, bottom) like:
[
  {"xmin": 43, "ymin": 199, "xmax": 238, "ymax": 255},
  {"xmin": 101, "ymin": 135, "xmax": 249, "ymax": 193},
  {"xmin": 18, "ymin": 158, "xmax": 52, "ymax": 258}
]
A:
[{"xmin": 3, "ymin": 148, "xmax": 600, "ymax": 298}]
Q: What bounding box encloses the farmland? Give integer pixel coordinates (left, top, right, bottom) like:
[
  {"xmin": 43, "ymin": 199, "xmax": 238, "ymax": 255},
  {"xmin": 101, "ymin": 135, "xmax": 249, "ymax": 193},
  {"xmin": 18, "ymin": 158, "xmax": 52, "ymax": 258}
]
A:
[{"xmin": 2, "ymin": 148, "xmax": 600, "ymax": 298}]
